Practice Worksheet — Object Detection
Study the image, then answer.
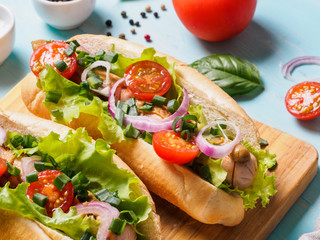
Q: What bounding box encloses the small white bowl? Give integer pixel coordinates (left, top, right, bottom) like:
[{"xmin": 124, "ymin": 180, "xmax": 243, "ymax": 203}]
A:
[
  {"xmin": 0, "ymin": 4, "xmax": 15, "ymax": 66},
  {"xmin": 32, "ymin": 0, "xmax": 96, "ymax": 30}
]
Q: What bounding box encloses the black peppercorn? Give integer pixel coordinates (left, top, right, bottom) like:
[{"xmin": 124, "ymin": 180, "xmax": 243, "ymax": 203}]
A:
[
  {"xmin": 154, "ymin": 12, "xmax": 159, "ymax": 18},
  {"xmin": 135, "ymin": 21, "xmax": 140, "ymax": 27},
  {"xmin": 105, "ymin": 19, "xmax": 112, "ymax": 27},
  {"xmin": 121, "ymin": 11, "xmax": 127, "ymax": 18},
  {"xmin": 129, "ymin": 19, "xmax": 134, "ymax": 25},
  {"xmin": 106, "ymin": 32, "xmax": 112, "ymax": 36},
  {"xmin": 141, "ymin": 12, "xmax": 146, "ymax": 18}
]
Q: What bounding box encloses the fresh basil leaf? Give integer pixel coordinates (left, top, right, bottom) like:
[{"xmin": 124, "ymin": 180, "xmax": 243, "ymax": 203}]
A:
[{"xmin": 189, "ymin": 54, "xmax": 264, "ymax": 96}]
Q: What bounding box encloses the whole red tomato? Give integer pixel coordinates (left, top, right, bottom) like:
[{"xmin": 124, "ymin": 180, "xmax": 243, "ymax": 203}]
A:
[{"xmin": 172, "ymin": 0, "xmax": 257, "ymax": 42}]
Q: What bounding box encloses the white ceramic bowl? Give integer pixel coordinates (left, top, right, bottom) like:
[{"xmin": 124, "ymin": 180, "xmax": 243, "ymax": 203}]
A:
[
  {"xmin": 32, "ymin": 0, "xmax": 96, "ymax": 30},
  {"xmin": 0, "ymin": 4, "xmax": 15, "ymax": 66}
]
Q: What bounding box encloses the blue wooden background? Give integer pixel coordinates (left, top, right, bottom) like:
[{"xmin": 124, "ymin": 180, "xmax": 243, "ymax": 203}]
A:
[{"xmin": 0, "ymin": 0, "xmax": 319, "ymax": 239}]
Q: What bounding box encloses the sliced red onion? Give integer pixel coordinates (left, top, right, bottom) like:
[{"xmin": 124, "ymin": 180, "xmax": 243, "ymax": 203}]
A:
[
  {"xmin": 195, "ymin": 121, "xmax": 241, "ymax": 159},
  {"xmin": 81, "ymin": 60, "xmax": 112, "ymax": 97},
  {"xmin": 282, "ymin": 56, "xmax": 320, "ymax": 82},
  {"xmin": 0, "ymin": 126, "xmax": 6, "ymax": 146},
  {"xmin": 108, "ymin": 78, "xmax": 189, "ymax": 132},
  {"xmin": 21, "ymin": 156, "xmax": 41, "ymax": 182},
  {"xmin": 76, "ymin": 201, "xmax": 120, "ymax": 240}
]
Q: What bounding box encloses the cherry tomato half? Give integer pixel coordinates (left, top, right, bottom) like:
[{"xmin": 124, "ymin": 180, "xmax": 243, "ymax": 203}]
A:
[
  {"xmin": 153, "ymin": 130, "xmax": 200, "ymax": 164},
  {"xmin": 285, "ymin": 81, "xmax": 320, "ymax": 120},
  {"xmin": 0, "ymin": 158, "xmax": 7, "ymax": 178},
  {"xmin": 27, "ymin": 170, "xmax": 74, "ymax": 217},
  {"xmin": 172, "ymin": 0, "xmax": 257, "ymax": 42},
  {"xmin": 124, "ymin": 60, "xmax": 172, "ymax": 101},
  {"xmin": 30, "ymin": 41, "xmax": 77, "ymax": 79}
]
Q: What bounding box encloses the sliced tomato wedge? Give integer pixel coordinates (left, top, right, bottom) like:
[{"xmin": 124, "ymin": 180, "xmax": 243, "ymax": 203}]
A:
[
  {"xmin": 124, "ymin": 60, "xmax": 172, "ymax": 101},
  {"xmin": 153, "ymin": 130, "xmax": 199, "ymax": 164},
  {"xmin": 27, "ymin": 170, "xmax": 74, "ymax": 217},
  {"xmin": 285, "ymin": 81, "xmax": 320, "ymax": 120},
  {"xmin": 30, "ymin": 41, "xmax": 77, "ymax": 79},
  {"xmin": 0, "ymin": 158, "xmax": 7, "ymax": 177}
]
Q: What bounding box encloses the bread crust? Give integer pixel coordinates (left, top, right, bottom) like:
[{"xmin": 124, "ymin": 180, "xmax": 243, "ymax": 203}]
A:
[
  {"xmin": 21, "ymin": 34, "xmax": 261, "ymax": 226},
  {"xmin": 0, "ymin": 110, "xmax": 161, "ymax": 240}
]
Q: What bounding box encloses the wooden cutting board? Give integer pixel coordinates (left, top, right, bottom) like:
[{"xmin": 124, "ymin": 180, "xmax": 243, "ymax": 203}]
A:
[{"xmin": 0, "ymin": 81, "xmax": 318, "ymax": 240}]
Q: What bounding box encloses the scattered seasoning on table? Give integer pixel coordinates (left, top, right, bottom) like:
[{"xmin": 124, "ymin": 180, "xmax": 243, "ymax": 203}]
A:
[
  {"xmin": 154, "ymin": 12, "xmax": 159, "ymax": 18},
  {"xmin": 119, "ymin": 33, "xmax": 126, "ymax": 39},
  {"xmin": 135, "ymin": 21, "xmax": 140, "ymax": 27},
  {"xmin": 105, "ymin": 19, "xmax": 112, "ymax": 27},
  {"xmin": 144, "ymin": 34, "xmax": 151, "ymax": 42},
  {"xmin": 141, "ymin": 12, "xmax": 146, "ymax": 18},
  {"xmin": 121, "ymin": 11, "xmax": 127, "ymax": 18},
  {"xmin": 129, "ymin": 19, "xmax": 134, "ymax": 25},
  {"xmin": 145, "ymin": 5, "xmax": 152, "ymax": 13},
  {"xmin": 106, "ymin": 32, "xmax": 112, "ymax": 36},
  {"xmin": 160, "ymin": 4, "xmax": 166, "ymax": 11},
  {"xmin": 131, "ymin": 28, "xmax": 136, "ymax": 34}
]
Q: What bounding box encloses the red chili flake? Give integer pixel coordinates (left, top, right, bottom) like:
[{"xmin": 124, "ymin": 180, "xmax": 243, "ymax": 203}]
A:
[{"xmin": 144, "ymin": 34, "xmax": 151, "ymax": 41}]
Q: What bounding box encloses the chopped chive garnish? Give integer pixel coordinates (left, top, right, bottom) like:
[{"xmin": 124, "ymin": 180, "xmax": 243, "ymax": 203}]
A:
[
  {"xmin": 54, "ymin": 59, "xmax": 68, "ymax": 72},
  {"xmin": 87, "ymin": 71, "xmax": 103, "ymax": 89},
  {"xmin": 141, "ymin": 131, "xmax": 153, "ymax": 144},
  {"xmin": 54, "ymin": 173, "xmax": 71, "ymax": 191},
  {"xmin": 34, "ymin": 162, "xmax": 54, "ymax": 172},
  {"xmin": 45, "ymin": 91, "xmax": 62, "ymax": 104},
  {"xmin": 115, "ymin": 107, "xmax": 124, "ymax": 127},
  {"xmin": 128, "ymin": 105, "xmax": 138, "ymax": 116},
  {"xmin": 269, "ymin": 160, "xmax": 277, "ymax": 171},
  {"xmin": 26, "ymin": 172, "xmax": 38, "ymax": 183},
  {"xmin": 59, "ymin": 167, "xmax": 76, "ymax": 178},
  {"xmin": 95, "ymin": 188, "xmax": 112, "ymax": 201},
  {"xmin": 80, "ymin": 230, "xmax": 94, "ymax": 240},
  {"xmin": 95, "ymin": 188, "xmax": 121, "ymax": 206},
  {"xmin": 71, "ymin": 172, "xmax": 90, "ymax": 191},
  {"xmin": 124, "ymin": 97, "xmax": 135, "ymax": 107},
  {"xmin": 172, "ymin": 116, "xmax": 183, "ymax": 132},
  {"xmin": 6, "ymin": 162, "xmax": 20, "ymax": 177},
  {"xmin": 259, "ymin": 138, "xmax": 269, "ymax": 147},
  {"xmin": 167, "ymin": 99, "xmax": 179, "ymax": 113},
  {"xmin": 10, "ymin": 135, "xmax": 24, "ymax": 148},
  {"xmin": 124, "ymin": 123, "xmax": 140, "ymax": 139},
  {"xmin": 120, "ymin": 210, "xmax": 138, "ymax": 224},
  {"xmin": 103, "ymin": 52, "xmax": 119, "ymax": 63},
  {"xmin": 51, "ymin": 109, "xmax": 63, "ymax": 117},
  {"xmin": 151, "ymin": 95, "xmax": 166, "ymax": 107},
  {"xmin": 121, "ymin": 103, "xmax": 129, "ymax": 114},
  {"xmin": 181, "ymin": 129, "xmax": 191, "ymax": 141},
  {"xmin": 109, "ymin": 218, "xmax": 126, "ymax": 235},
  {"xmin": 76, "ymin": 189, "xmax": 89, "ymax": 202},
  {"xmin": 33, "ymin": 193, "xmax": 49, "ymax": 207},
  {"xmin": 64, "ymin": 46, "xmax": 75, "ymax": 57},
  {"xmin": 139, "ymin": 102, "xmax": 153, "ymax": 112},
  {"xmin": 181, "ymin": 115, "xmax": 198, "ymax": 130},
  {"xmin": 41, "ymin": 154, "xmax": 58, "ymax": 168},
  {"xmin": 22, "ymin": 134, "xmax": 38, "ymax": 148}
]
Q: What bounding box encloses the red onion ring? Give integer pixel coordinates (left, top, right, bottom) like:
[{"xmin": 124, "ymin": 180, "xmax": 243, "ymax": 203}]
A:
[
  {"xmin": 0, "ymin": 127, "xmax": 6, "ymax": 146},
  {"xmin": 195, "ymin": 121, "xmax": 241, "ymax": 159},
  {"xmin": 21, "ymin": 156, "xmax": 41, "ymax": 182},
  {"xmin": 81, "ymin": 60, "xmax": 112, "ymax": 97},
  {"xmin": 108, "ymin": 78, "xmax": 189, "ymax": 132},
  {"xmin": 282, "ymin": 56, "xmax": 320, "ymax": 82},
  {"xmin": 76, "ymin": 201, "xmax": 119, "ymax": 240}
]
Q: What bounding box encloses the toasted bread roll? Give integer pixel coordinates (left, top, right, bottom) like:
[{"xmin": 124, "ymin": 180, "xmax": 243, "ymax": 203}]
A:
[
  {"xmin": 0, "ymin": 110, "xmax": 161, "ymax": 240},
  {"xmin": 21, "ymin": 34, "xmax": 261, "ymax": 226}
]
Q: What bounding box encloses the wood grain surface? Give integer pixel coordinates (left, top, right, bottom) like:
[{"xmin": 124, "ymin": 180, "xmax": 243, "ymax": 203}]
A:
[{"xmin": 0, "ymin": 81, "xmax": 318, "ymax": 240}]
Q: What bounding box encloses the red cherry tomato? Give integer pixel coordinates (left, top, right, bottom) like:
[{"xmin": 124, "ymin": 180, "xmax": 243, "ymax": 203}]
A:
[
  {"xmin": 0, "ymin": 158, "xmax": 7, "ymax": 177},
  {"xmin": 124, "ymin": 60, "xmax": 172, "ymax": 101},
  {"xmin": 30, "ymin": 41, "xmax": 77, "ymax": 79},
  {"xmin": 153, "ymin": 130, "xmax": 200, "ymax": 164},
  {"xmin": 27, "ymin": 170, "xmax": 74, "ymax": 217},
  {"xmin": 172, "ymin": 0, "xmax": 257, "ymax": 42},
  {"xmin": 285, "ymin": 81, "xmax": 320, "ymax": 120}
]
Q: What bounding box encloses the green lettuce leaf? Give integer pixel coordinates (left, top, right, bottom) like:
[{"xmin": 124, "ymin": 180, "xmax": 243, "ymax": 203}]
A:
[
  {"xmin": 0, "ymin": 183, "xmax": 98, "ymax": 240},
  {"xmin": 196, "ymin": 157, "xmax": 227, "ymax": 187},
  {"xmin": 4, "ymin": 132, "xmax": 38, "ymax": 157},
  {"xmin": 38, "ymin": 65, "xmax": 124, "ymax": 144},
  {"xmin": 187, "ymin": 104, "xmax": 208, "ymax": 130}
]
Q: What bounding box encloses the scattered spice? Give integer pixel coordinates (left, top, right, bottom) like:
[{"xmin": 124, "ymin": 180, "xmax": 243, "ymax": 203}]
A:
[
  {"xmin": 119, "ymin": 33, "xmax": 126, "ymax": 39},
  {"xmin": 145, "ymin": 5, "xmax": 152, "ymax": 13},
  {"xmin": 154, "ymin": 12, "xmax": 159, "ymax": 18},
  {"xmin": 105, "ymin": 19, "xmax": 112, "ymax": 27},
  {"xmin": 135, "ymin": 21, "xmax": 140, "ymax": 27},
  {"xmin": 106, "ymin": 32, "xmax": 112, "ymax": 36},
  {"xmin": 141, "ymin": 12, "xmax": 146, "ymax": 18},
  {"xmin": 121, "ymin": 11, "xmax": 127, "ymax": 18},
  {"xmin": 129, "ymin": 19, "xmax": 134, "ymax": 25},
  {"xmin": 160, "ymin": 4, "xmax": 166, "ymax": 11},
  {"xmin": 131, "ymin": 28, "xmax": 136, "ymax": 34},
  {"xmin": 144, "ymin": 34, "xmax": 151, "ymax": 42}
]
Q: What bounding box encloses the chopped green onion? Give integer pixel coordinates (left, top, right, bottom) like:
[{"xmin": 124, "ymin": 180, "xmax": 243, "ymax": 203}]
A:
[
  {"xmin": 95, "ymin": 188, "xmax": 112, "ymax": 201},
  {"xmin": 51, "ymin": 109, "xmax": 63, "ymax": 117},
  {"xmin": 53, "ymin": 173, "xmax": 71, "ymax": 191},
  {"xmin": 45, "ymin": 91, "xmax": 62, "ymax": 104},
  {"xmin": 167, "ymin": 99, "xmax": 179, "ymax": 113},
  {"xmin": 124, "ymin": 97, "xmax": 135, "ymax": 107},
  {"xmin": 95, "ymin": 189, "xmax": 121, "ymax": 207},
  {"xmin": 139, "ymin": 102, "xmax": 153, "ymax": 112},
  {"xmin": 141, "ymin": 131, "xmax": 153, "ymax": 144},
  {"xmin": 22, "ymin": 134, "xmax": 38, "ymax": 148},
  {"xmin": 210, "ymin": 127, "xmax": 221, "ymax": 136},
  {"xmin": 172, "ymin": 116, "xmax": 183, "ymax": 133},
  {"xmin": 26, "ymin": 172, "xmax": 38, "ymax": 183},
  {"xmin": 181, "ymin": 115, "xmax": 198, "ymax": 131},
  {"xmin": 64, "ymin": 42, "xmax": 77, "ymax": 57},
  {"xmin": 33, "ymin": 193, "xmax": 49, "ymax": 207},
  {"xmin": 41, "ymin": 154, "xmax": 58, "ymax": 168},
  {"xmin": 120, "ymin": 210, "xmax": 138, "ymax": 224},
  {"xmin": 34, "ymin": 162, "xmax": 54, "ymax": 172},
  {"xmin": 66, "ymin": 40, "xmax": 80, "ymax": 47},
  {"xmin": 121, "ymin": 103, "xmax": 129, "ymax": 114},
  {"xmin": 124, "ymin": 123, "xmax": 140, "ymax": 139},
  {"xmin": 108, "ymin": 218, "xmax": 126, "ymax": 235},
  {"xmin": 71, "ymin": 172, "xmax": 90, "ymax": 191},
  {"xmin": 54, "ymin": 59, "xmax": 68, "ymax": 72},
  {"xmin": 59, "ymin": 167, "xmax": 76, "ymax": 178},
  {"xmin": 6, "ymin": 162, "xmax": 20, "ymax": 177},
  {"xmin": 128, "ymin": 105, "xmax": 138, "ymax": 116},
  {"xmin": 269, "ymin": 160, "xmax": 277, "ymax": 171},
  {"xmin": 80, "ymin": 230, "xmax": 94, "ymax": 240},
  {"xmin": 151, "ymin": 95, "xmax": 166, "ymax": 107},
  {"xmin": 181, "ymin": 130, "xmax": 191, "ymax": 141},
  {"xmin": 103, "ymin": 52, "xmax": 119, "ymax": 63},
  {"xmin": 87, "ymin": 71, "xmax": 103, "ymax": 89},
  {"xmin": 76, "ymin": 189, "xmax": 89, "ymax": 202},
  {"xmin": 10, "ymin": 135, "xmax": 24, "ymax": 148},
  {"xmin": 259, "ymin": 138, "xmax": 269, "ymax": 147},
  {"xmin": 95, "ymin": 49, "xmax": 105, "ymax": 60},
  {"xmin": 115, "ymin": 102, "xmax": 125, "ymax": 127}
]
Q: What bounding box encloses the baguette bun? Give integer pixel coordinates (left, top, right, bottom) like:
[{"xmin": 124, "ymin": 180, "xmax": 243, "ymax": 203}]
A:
[
  {"xmin": 0, "ymin": 110, "xmax": 161, "ymax": 239},
  {"xmin": 21, "ymin": 34, "xmax": 261, "ymax": 226}
]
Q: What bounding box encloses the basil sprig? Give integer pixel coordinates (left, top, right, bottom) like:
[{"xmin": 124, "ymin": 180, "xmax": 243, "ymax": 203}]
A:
[{"xmin": 189, "ymin": 54, "xmax": 263, "ymax": 96}]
